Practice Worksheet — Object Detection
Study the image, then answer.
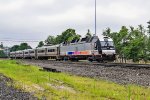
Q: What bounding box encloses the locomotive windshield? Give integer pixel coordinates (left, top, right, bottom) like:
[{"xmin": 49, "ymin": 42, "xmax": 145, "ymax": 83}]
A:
[{"xmin": 100, "ymin": 41, "xmax": 115, "ymax": 50}]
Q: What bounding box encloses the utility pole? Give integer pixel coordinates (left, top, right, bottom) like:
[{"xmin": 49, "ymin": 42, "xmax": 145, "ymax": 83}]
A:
[{"xmin": 94, "ymin": 0, "xmax": 97, "ymax": 36}]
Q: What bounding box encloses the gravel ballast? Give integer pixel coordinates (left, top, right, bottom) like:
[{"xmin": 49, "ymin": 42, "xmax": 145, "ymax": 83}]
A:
[
  {"xmin": 0, "ymin": 73, "xmax": 37, "ymax": 100},
  {"xmin": 21, "ymin": 60, "xmax": 150, "ymax": 87}
]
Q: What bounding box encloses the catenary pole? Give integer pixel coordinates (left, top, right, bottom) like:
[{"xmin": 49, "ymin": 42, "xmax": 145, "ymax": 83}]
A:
[{"xmin": 95, "ymin": 0, "xmax": 97, "ymax": 36}]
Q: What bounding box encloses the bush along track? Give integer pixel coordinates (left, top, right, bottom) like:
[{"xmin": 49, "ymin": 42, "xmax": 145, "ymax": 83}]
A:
[{"xmin": 0, "ymin": 60, "xmax": 150, "ymax": 100}]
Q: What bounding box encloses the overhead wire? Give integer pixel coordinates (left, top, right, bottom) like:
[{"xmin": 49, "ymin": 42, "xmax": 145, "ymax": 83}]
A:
[{"xmin": 0, "ymin": 39, "xmax": 43, "ymax": 42}]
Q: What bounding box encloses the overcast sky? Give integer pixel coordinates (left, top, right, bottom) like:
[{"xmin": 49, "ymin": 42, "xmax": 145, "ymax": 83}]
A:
[{"xmin": 0, "ymin": 0, "xmax": 150, "ymax": 48}]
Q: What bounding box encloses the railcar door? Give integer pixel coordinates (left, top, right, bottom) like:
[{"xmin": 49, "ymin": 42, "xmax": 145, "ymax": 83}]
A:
[
  {"xmin": 57, "ymin": 47, "xmax": 60, "ymax": 55},
  {"xmin": 45, "ymin": 48, "xmax": 47, "ymax": 55},
  {"xmin": 35, "ymin": 49, "xmax": 38, "ymax": 59}
]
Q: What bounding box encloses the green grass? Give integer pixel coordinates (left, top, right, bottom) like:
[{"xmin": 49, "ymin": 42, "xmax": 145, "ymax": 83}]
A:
[{"xmin": 0, "ymin": 60, "xmax": 150, "ymax": 100}]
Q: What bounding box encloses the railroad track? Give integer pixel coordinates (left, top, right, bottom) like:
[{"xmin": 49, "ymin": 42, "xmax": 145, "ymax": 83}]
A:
[
  {"xmin": 20, "ymin": 59, "xmax": 150, "ymax": 69},
  {"xmin": 18, "ymin": 59, "xmax": 150, "ymax": 86},
  {"xmin": 94, "ymin": 63, "xmax": 150, "ymax": 68}
]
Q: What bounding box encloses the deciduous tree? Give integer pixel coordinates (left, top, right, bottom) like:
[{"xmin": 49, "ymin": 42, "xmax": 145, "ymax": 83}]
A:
[{"xmin": 37, "ymin": 41, "xmax": 44, "ymax": 47}]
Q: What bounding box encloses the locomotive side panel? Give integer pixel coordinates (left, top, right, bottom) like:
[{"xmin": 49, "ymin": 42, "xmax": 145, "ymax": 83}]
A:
[{"xmin": 59, "ymin": 42, "xmax": 98, "ymax": 60}]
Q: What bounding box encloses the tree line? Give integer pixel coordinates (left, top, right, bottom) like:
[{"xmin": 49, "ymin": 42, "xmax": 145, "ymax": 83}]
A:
[
  {"xmin": 10, "ymin": 43, "xmax": 32, "ymax": 52},
  {"xmin": 103, "ymin": 21, "xmax": 150, "ymax": 62},
  {"xmin": 10, "ymin": 28, "xmax": 92, "ymax": 50},
  {"xmin": 37, "ymin": 28, "xmax": 92, "ymax": 47},
  {"xmin": 0, "ymin": 44, "xmax": 6, "ymax": 57}
]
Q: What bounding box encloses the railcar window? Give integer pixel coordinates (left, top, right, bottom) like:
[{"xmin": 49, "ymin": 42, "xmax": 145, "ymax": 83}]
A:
[
  {"xmin": 30, "ymin": 51, "xmax": 34, "ymax": 53},
  {"xmin": 25, "ymin": 52, "xmax": 28, "ymax": 54},
  {"xmin": 48, "ymin": 49, "xmax": 55, "ymax": 52},
  {"xmin": 38, "ymin": 50, "xmax": 45, "ymax": 53}
]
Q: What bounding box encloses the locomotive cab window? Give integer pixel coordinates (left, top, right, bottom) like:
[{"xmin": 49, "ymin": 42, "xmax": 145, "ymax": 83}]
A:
[{"xmin": 101, "ymin": 41, "xmax": 115, "ymax": 50}]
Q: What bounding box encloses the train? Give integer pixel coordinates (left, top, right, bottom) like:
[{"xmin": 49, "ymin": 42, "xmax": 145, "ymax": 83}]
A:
[{"xmin": 10, "ymin": 35, "xmax": 116, "ymax": 62}]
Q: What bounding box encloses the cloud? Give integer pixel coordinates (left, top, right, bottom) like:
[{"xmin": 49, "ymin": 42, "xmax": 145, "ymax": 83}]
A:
[
  {"xmin": 0, "ymin": 0, "xmax": 149, "ymax": 47},
  {"xmin": 0, "ymin": 1, "xmax": 23, "ymax": 13}
]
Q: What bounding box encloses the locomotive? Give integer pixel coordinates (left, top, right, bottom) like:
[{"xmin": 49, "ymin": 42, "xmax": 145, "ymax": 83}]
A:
[{"xmin": 10, "ymin": 35, "xmax": 116, "ymax": 62}]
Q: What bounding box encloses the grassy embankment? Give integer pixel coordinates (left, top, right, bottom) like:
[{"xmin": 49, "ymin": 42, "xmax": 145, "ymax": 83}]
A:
[{"xmin": 0, "ymin": 60, "xmax": 150, "ymax": 100}]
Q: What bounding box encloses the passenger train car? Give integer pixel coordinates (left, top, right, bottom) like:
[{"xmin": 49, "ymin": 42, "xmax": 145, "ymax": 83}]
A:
[{"xmin": 10, "ymin": 35, "xmax": 116, "ymax": 62}]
